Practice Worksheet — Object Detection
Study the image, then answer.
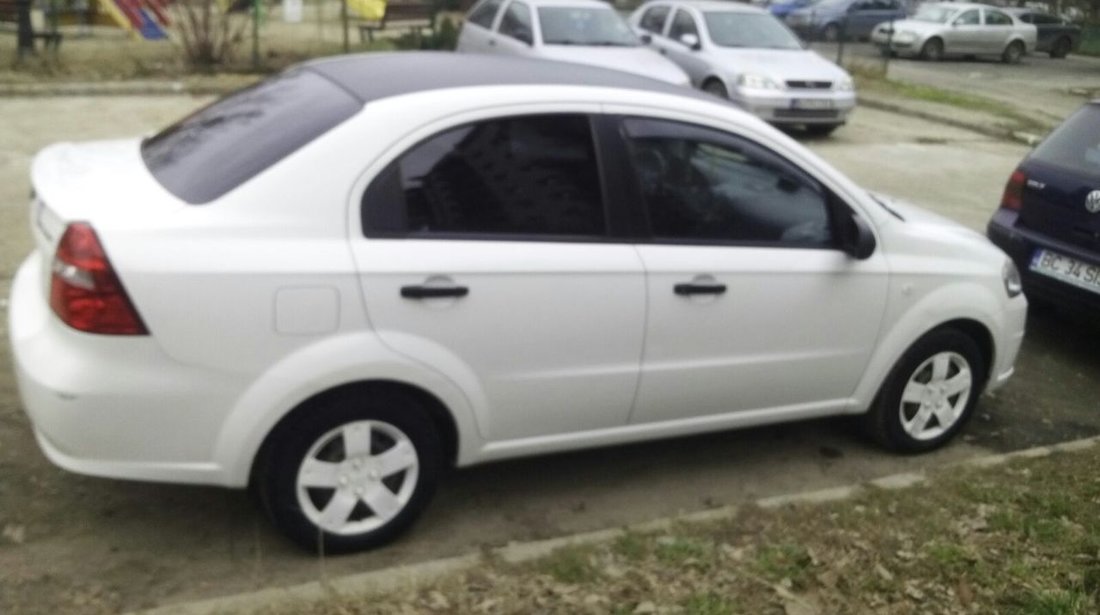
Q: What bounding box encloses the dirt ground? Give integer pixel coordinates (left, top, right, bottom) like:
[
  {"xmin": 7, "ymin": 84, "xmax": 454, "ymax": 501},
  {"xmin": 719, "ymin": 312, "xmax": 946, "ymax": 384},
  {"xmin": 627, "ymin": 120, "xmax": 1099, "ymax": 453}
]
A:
[{"xmin": 1, "ymin": 98, "xmax": 1100, "ymax": 614}]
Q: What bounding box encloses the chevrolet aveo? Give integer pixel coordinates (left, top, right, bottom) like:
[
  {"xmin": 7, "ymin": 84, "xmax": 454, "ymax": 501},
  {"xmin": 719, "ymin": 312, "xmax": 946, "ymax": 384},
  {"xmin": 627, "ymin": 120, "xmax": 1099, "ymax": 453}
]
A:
[{"xmin": 8, "ymin": 53, "xmax": 1026, "ymax": 553}]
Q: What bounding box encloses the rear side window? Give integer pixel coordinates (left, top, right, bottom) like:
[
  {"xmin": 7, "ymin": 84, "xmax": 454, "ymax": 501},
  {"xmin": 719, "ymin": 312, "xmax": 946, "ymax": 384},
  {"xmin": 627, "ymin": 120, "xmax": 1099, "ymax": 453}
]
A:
[
  {"xmin": 468, "ymin": 0, "xmax": 504, "ymax": 28},
  {"xmin": 362, "ymin": 114, "xmax": 607, "ymax": 238},
  {"xmin": 985, "ymin": 10, "xmax": 1012, "ymax": 26},
  {"xmin": 1031, "ymin": 105, "xmax": 1100, "ymax": 176},
  {"xmin": 142, "ymin": 69, "xmax": 360, "ymax": 204}
]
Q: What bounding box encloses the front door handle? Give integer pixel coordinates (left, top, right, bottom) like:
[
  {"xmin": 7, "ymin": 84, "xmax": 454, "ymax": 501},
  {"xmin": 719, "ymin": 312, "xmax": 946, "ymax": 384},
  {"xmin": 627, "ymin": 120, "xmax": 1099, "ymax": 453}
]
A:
[
  {"xmin": 674, "ymin": 282, "xmax": 727, "ymax": 296},
  {"xmin": 401, "ymin": 285, "xmax": 469, "ymax": 300}
]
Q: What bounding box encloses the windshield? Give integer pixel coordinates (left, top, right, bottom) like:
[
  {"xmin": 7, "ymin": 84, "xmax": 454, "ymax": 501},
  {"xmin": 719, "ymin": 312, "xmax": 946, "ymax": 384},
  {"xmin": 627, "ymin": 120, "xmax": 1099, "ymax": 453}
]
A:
[
  {"xmin": 913, "ymin": 5, "xmax": 958, "ymax": 23},
  {"xmin": 538, "ymin": 7, "xmax": 638, "ymax": 46},
  {"xmin": 704, "ymin": 12, "xmax": 802, "ymax": 49}
]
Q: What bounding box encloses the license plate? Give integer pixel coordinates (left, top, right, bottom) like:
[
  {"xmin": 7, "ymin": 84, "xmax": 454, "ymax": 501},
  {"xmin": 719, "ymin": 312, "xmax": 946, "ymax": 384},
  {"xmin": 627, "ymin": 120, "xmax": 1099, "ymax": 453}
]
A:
[
  {"xmin": 791, "ymin": 99, "xmax": 833, "ymax": 110},
  {"xmin": 1030, "ymin": 248, "xmax": 1100, "ymax": 295}
]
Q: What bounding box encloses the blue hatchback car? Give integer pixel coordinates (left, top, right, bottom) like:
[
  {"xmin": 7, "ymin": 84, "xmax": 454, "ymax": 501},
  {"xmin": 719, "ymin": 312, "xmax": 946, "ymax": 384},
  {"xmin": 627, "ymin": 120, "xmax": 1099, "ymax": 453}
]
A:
[
  {"xmin": 785, "ymin": 0, "xmax": 907, "ymax": 42},
  {"xmin": 988, "ymin": 102, "xmax": 1100, "ymax": 314}
]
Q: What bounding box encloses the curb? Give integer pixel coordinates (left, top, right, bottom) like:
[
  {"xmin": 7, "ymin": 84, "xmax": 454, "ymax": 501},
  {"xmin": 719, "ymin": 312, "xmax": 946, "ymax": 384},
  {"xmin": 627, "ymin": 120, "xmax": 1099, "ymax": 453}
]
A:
[
  {"xmin": 856, "ymin": 94, "xmax": 1043, "ymax": 146},
  {"xmin": 133, "ymin": 434, "xmax": 1100, "ymax": 615}
]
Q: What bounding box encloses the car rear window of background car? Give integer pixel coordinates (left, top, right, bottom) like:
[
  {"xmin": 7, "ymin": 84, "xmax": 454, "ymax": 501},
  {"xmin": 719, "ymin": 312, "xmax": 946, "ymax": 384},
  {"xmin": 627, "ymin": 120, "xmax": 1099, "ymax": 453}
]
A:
[
  {"xmin": 1030, "ymin": 104, "xmax": 1100, "ymax": 176},
  {"xmin": 141, "ymin": 69, "xmax": 361, "ymax": 205}
]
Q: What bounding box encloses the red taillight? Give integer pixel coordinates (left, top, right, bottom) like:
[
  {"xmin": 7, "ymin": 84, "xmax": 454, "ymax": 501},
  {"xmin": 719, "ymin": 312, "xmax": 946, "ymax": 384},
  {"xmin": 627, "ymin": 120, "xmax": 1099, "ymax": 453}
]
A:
[
  {"xmin": 1001, "ymin": 169, "xmax": 1026, "ymax": 211},
  {"xmin": 49, "ymin": 223, "xmax": 148, "ymax": 335}
]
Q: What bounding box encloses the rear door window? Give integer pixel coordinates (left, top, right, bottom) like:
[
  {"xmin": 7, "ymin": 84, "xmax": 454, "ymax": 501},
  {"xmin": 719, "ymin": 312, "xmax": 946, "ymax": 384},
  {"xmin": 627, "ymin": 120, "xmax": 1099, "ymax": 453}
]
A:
[
  {"xmin": 141, "ymin": 68, "xmax": 360, "ymax": 205},
  {"xmin": 362, "ymin": 114, "xmax": 608, "ymax": 239}
]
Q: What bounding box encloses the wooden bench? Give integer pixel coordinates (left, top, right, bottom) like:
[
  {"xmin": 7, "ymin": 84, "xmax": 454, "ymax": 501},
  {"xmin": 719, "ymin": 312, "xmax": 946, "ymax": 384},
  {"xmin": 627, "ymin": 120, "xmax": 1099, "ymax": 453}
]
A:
[{"xmin": 357, "ymin": 1, "xmax": 436, "ymax": 44}]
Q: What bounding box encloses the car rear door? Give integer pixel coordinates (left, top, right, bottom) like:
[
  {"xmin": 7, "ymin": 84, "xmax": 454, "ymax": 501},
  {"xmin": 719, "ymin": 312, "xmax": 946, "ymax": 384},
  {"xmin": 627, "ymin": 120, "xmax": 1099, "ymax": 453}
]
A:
[
  {"xmin": 980, "ymin": 9, "xmax": 1016, "ymax": 54},
  {"xmin": 351, "ymin": 112, "xmax": 647, "ymax": 442},
  {"xmin": 610, "ymin": 116, "xmax": 889, "ymax": 425}
]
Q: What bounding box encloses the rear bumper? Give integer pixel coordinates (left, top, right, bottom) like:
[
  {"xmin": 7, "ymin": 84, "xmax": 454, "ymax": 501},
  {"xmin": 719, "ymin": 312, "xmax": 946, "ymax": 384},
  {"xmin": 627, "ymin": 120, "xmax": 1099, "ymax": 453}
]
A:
[
  {"xmin": 988, "ymin": 209, "xmax": 1100, "ymax": 314},
  {"xmin": 8, "ymin": 254, "xmax": 240, "ymax": 486}
]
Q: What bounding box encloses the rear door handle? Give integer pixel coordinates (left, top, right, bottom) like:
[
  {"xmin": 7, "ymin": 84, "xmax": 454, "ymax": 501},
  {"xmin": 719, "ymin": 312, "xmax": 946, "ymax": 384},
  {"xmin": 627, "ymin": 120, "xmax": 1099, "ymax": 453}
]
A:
[
  {"xmin": 401, "ymin": 285, "xmax": 469, "ymax": 299},
  {"xmin": 674, "ymin": 282, "xmax": 727, "ymax": 296}
]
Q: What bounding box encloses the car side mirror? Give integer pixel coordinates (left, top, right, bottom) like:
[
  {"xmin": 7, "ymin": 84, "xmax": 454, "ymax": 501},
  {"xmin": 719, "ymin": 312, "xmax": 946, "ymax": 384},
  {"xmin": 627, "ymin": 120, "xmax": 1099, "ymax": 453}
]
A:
[
  {"xmin": 842, "ymin": 211, "xmax": 876, "ymax": 260},
  {"xmin": 640, "ymin": 32, "xmax": 653, "ymax": 44},
  {"xmin": 680, "ymin": 33, "xmax": 701, "ymax": 50}
]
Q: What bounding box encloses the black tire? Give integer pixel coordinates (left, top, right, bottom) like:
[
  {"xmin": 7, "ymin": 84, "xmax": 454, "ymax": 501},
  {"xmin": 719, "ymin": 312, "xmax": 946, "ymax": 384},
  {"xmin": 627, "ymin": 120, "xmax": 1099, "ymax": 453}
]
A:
[
  {"xmin": 822, "ymin": 23, "xmax": 840, "ymax": 43},
  {"xmin": 1002, "ymin": 40, "xmax": 1024, "ymax": 64},
  {"xmin": 863, "ymin": 328, "xmax": 986, "ymax": 454},
  {"xmin": 702, "ymin": 78, "xmax": 728, "ymax": 99},
  {"xmin": 1049, "ymin": 37, "xmax": 1071, "ymax": 59},
  {"xmin": 805, "ymin": 124, "xmax": 840, "ymax": 137},
  {"xmin": 919, "ymin": 37, "xmax": 943, "ymax": 61},
  {"xmin": 257, "ymin": 388, "xmax": 442, "ymax": 554}
]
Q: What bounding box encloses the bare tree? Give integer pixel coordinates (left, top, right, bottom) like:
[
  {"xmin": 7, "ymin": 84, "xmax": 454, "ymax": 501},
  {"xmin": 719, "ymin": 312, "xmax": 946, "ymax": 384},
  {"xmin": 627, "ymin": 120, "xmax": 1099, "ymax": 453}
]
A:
[{"xmin": 173, "ymin": 0, "xmax": 251, "ymax": 67}]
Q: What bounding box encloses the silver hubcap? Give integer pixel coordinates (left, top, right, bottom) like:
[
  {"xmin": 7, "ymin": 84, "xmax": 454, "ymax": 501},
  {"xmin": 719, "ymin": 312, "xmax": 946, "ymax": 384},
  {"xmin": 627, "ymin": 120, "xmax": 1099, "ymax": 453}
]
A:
[
  {"xmin": 296, "ymin": 420, "xmax": 419, "ymax": 535},
  {"xmin": 899, "ymin": 351, "xmax": 972, "ymax": 441}
]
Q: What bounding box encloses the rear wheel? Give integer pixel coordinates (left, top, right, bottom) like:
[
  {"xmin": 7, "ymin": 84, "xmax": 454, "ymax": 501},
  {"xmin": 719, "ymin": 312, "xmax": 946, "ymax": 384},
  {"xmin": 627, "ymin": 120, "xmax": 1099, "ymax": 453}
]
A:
[
  {"xmin": 864, "ymin": 328, "xmax": 985, "ymax": 453},
  {"xmin": 258, "ymin": 388, "xmax": 442, "ymax": 554},
  {"xmin": 919, "ymin": 37, "xmax": 944, "ymax": 61},
  {"xmin": 1002, "ymin": 40, "xmax": 1025, "ymax": 64},
  {"xmin": 1049, "ymin": 36, "xmax": 1071, "ymax": 59},
  {"xmin": 702, "ymin": 79, "xmax": 728, "ymax": 99}
]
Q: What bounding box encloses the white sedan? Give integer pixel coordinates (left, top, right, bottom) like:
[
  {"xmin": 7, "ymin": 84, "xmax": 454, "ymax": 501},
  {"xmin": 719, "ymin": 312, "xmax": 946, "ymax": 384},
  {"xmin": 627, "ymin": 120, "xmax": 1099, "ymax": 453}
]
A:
[
  {"xmin": 456, "ymin": 0, "xmax": 690, "ymax": 85},
  {"xmin": 9, "ymin": 53, "xmax": 1026, "ymax": 554}
]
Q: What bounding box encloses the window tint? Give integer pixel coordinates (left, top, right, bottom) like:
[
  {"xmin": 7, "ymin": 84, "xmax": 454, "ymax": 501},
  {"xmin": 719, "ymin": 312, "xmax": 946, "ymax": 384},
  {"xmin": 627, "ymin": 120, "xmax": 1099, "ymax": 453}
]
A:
[
  {"xmin": 985, "ymin": 10, "xmax": 1007, "ymax": 25},
  {"xmin": 622, "ymin": 118, "xmax": 832, "ymax": 246},
  {"xmin": 499, "ymin": 1, "xmax": 532, "ymax": 40},
  {"xmin": 142, "ymin": 68, "xmax": 360, "ymax": 205},
  {"xmin": 1032, "ymin": 13, "xmax": 1060, "ymax": 25},
  {"xmin": 1031, "ymin": 105, "xmax": 1100, "ymax": 176},
  {"xmin": 668, "ymin": 9, "xmax": 698, "ymax": 42},
  {"xmin": 640, "ymin": 5, "xmax": 670, "ymax": 34},
  {"xmin": 468, "ymin": 0, "xmax": 503, "ymax": 28},
  {"xmin": 954, "ymin": 10, "xmax": 980, "ymax": 25},
  {"xmin": 362, "ymin": 115, "xmax": 606, "ymax": 237}
]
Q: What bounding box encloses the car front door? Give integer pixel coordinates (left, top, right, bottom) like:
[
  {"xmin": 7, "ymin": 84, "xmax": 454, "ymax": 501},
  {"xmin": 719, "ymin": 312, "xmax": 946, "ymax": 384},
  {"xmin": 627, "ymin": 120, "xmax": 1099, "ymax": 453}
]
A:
[
  {"xmin": 944, "ymin": 9, "xmax": 982, "ymax": 55},
  {"xmin": 614, "ymin": 116, "xmax": 889, "ymax": 424},
  {"xmin": 662, "ymin": 9, "xmax": 709, "ymax": 86},
  {"xmin": 352, "ymin": 113, "xmax": 647, "ymax": 442},
  {"xmin": 494, "ymin": 0, "xmax": 536, "ymax": 56},
  {"xmin": 457, "ymin": 0, "xmax": 506, "ymax": 53}
]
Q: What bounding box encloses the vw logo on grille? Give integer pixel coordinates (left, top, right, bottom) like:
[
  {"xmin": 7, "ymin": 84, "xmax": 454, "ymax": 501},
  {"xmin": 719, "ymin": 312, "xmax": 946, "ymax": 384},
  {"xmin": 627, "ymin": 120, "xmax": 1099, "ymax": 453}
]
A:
[{"xmin": 1087, "ymin": 190, "xmax": 1100, "ymax": 214}]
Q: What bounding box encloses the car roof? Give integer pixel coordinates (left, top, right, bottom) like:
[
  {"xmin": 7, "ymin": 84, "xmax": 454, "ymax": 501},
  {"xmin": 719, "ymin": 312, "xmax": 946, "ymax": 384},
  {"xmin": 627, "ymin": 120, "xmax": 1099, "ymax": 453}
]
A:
[
  {"xmin": 650, "ymin": 0, "xmax": 766, "ymax": 14},
  {"xmin": 303, "ymin": 51, "xmax": 714, "ymax": 105}
]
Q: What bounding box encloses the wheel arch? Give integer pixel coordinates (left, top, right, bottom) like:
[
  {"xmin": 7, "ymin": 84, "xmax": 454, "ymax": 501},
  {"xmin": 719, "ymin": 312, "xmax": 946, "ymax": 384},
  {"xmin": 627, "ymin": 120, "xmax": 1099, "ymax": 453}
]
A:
[{"xmin": 248, "ymin": 379, "xmax": 460, "ymax": 491}]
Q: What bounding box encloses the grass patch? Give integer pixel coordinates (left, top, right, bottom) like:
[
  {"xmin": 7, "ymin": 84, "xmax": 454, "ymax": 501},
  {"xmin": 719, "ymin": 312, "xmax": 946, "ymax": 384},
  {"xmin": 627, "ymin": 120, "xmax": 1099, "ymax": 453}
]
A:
[
  {"xmin": 848, "ymin": 61, "xmax": 1050, "ymax": 133},
  {"xmin": 257, "ymin": 445, "xmax": 1100, "ymax": 614}
]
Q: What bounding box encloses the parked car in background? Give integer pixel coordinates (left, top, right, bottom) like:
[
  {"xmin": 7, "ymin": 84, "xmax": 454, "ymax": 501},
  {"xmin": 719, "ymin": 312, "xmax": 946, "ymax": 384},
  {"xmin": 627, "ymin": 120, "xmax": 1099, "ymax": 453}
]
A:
[
  {"xmin": 456, "ymin": 0, "xmax": 690, "ymax": 85},
  {"xmin": 9, "ymin": 52, "xmax": 1026, "ymax": 554},
  {"xmin": 1006, "ymin": 8, "xmax": 1080, "ymax": 58},
  {"xmin": 630, "ymin": 0, "xmax": 855, "ymax": 135},
  {"xmin": 785, "ymin": 0, "xmax": 907, "ymax": 42},
  {"xmin": 768, "ymin": 0, "xmax": 818, "ymax": 19},
  {"xmin": 988, "ymin": 101, "xmax": 1100, "ymax": 315},
  {"xmin": 871, "ymin": 3, "xmax": 1036, "ymax": 63}
]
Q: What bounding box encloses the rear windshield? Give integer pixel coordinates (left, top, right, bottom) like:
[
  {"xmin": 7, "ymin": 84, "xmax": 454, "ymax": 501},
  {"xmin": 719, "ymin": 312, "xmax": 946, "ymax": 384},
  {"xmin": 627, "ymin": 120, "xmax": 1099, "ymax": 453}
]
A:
[
  {"xmin": 1031, "ymin": 104, "xmax": 1100, "ymax": 176},
  {"xmin": 141, "ymin": 69, "xmax": 361, "ymax": 204}
]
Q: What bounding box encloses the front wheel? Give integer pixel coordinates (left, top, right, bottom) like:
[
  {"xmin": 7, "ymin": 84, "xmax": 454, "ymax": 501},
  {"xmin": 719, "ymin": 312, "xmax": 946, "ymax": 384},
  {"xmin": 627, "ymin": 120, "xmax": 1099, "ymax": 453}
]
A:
[
  {"xmin": 919, "ymin": 37, "xmax": 944, "ymax": 61},
  {"xmin": 1049, "ymin": 37, "xmax": 1071, "ymax": 59},
  {"xmin": 864, "ymin": 328, "xmax": 985, "ymax": 453},
  {"xmin": 1002, "ymin": 41, "xmax": 1025, "ymax": 64},
  {"xmin": 257, "ymin": 389, "xmax": 442, "ymax": 554}
]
